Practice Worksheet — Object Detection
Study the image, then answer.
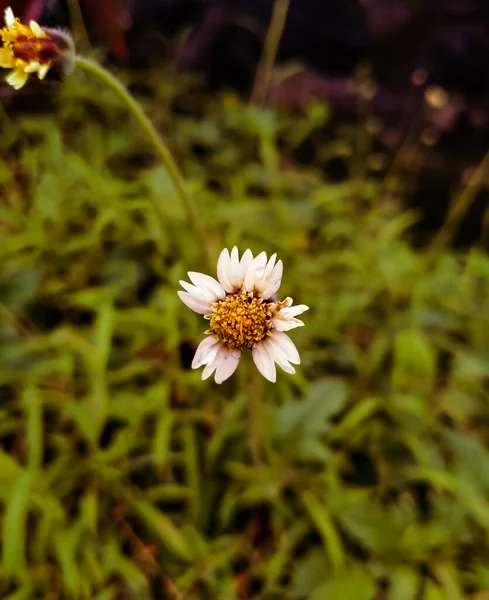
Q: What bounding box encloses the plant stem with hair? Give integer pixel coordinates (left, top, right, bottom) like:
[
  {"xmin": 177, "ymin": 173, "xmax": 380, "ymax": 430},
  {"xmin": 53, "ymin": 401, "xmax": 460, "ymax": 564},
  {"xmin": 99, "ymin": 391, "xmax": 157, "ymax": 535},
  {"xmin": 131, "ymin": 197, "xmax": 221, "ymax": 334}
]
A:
[{"xmin": 74, "ymin": 56, "xmax": 211, "ymax": 268}]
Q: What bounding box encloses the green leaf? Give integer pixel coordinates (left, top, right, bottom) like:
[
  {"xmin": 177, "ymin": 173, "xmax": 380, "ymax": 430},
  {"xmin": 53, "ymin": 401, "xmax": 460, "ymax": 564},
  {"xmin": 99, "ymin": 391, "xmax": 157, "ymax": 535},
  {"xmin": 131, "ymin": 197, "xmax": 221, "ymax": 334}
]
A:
[
  {"xmin": 2, "ymin": 471, "xmax": 33, "ymax": 575},
  {"xmin": 309, "ymin": 566, "xmax": 376, "ymax": 600},
  {"xmin": 301, "ymin": 491, "xmax": 344, "ymax": 571}
]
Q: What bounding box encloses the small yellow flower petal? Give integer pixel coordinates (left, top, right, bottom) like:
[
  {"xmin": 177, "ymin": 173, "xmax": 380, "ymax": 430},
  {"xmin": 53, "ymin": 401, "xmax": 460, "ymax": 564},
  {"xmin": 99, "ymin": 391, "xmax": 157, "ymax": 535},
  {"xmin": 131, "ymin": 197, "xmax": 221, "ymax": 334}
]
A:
[
  {"xmin": 29, "ymin": 20, "xmax": 47, "ymax": 39},
  {"xmin": 14, "ymin": 58, "xmax": 27, "ymax": 70},
  {"xmin": 16, "ymin": 22, "xmax": 33, "ymax": 37},
  {"xmin": 1, "ymin": 30, "xmax": 17, "ymax": 43},
  {"xmin": 0, "ymin": 48, "xmax": 14, "ymax": 68},
  {"xmin": 6, "ymin": 68, "xmax": 28, "ymax": 90},
  {"xmin": 37, "ymin": 63, "xmax": 49, "ymax": 79},
  {"xmin": 23, "ymin": 60, "xmax": 40, "ymax": 73}
]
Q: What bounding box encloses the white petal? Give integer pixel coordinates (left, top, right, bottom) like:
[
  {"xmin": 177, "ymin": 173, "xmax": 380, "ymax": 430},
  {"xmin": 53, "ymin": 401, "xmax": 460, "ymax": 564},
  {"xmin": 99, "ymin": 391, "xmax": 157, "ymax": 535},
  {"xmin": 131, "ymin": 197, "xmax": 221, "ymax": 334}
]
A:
[
  {"xmin": 244, "ymin": 251, "xmax": 267, "ymax": 292},
  {"xmin": 266, "ymin": 254, "xmax": 277, "ymax": 274},
  {"xmin": 228, "ymin": 247, "xmax": 254, "ymax": 289},
  {"xmin": 271, "ymin": 317, "xmax": 304, "ymax": 332},
  {"xmin": 252, "ymin": 343, "xmax": 277, "ymax": 382},
  {"xmin": 238, "ymin": 249, "xmax": 253, "ymax": 281},
  {"xmin": 217, "ymin": 248, "xmax": 233, "ymax": 293},
  {"xmin": 253, "ymin": 252, "xmax": 268, "ymax": 272},
  {"xmin": 202, "ymin": 361, "xmax": 218, "ymax": 380},
  {"xmin": 200, "ymin": 346, "xmax": 240, "ymax": 383},
  {"xmin": 271, "ymin": 299, "xmax": 309, "ymax": 330},
  {"xmin": 281, "ymin": 303, "xmax": 309, "ymax": 319},
  {"xmin": 5, "ymin": 7, "xmax": 15, "ymax": 29},
  {"xmin": 214, "ymin": 348, "xmax": 241, "ymax": 384},
  {"xmin": 177, "ymin": 291, "xmax": 211, "ymax": 315},
  {"xmin": 259, "ymin": 259, "xmax": 283, "ymax": 298},
  {"xmin": 187, "ymin": 271, "xmax": 225, "ymax": 299},
  {"xmin": 228, "ymin": 247, "xmax": 241, "ymax": 287},
  {"xmin": 274, "ymin": 357, "xmax": 296, "ymax": 374},
  {"xmin": 192, "ymin": 336, "xmax": 220, "ymax": 369},
  {"xmin": 179, "ymin": 280, "xmax": 217, "ymax": 304},
  {"xmin": 270, "ymin": 331, "xmax": 301, "ymax": 364},
  {"xmin": 254, "ymin": 253, "xmax": 276, "ymax": 293},
  {"xmin": 265, "ymin": 336, "xmax": 296, "ymax": 374}
]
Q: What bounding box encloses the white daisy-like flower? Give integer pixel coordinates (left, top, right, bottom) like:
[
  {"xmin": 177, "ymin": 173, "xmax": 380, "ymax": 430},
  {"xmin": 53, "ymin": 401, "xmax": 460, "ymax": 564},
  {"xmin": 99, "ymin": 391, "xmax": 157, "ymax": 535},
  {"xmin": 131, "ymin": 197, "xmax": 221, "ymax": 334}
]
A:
[{"xmin": 178, "ymin": 247, "xmax": 309, "ymax": 384}]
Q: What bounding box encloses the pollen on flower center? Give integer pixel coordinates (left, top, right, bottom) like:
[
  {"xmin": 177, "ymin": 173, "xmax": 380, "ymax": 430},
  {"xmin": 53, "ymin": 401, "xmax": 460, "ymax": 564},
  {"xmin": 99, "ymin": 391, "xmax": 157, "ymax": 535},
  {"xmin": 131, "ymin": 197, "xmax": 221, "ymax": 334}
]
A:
[{"xmin": 208, "ymin": 292, "xmax": 272, "ymax": 350}]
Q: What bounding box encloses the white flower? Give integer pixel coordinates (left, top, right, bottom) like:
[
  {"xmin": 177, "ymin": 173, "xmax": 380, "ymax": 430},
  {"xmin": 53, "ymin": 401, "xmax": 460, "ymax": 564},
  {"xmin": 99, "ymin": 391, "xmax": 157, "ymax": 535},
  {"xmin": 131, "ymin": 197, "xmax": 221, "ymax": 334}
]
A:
[{"xmin": 178, "ymin": 247, "xmax": 308, "ymax": 384}]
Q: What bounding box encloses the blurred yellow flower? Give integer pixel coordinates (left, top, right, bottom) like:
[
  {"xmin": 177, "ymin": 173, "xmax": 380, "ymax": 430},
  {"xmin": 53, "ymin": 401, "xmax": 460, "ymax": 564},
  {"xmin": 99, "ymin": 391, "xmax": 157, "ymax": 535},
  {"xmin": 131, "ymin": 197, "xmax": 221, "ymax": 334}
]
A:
[{"xmin": 0, "ymin": 7, "xmax": 58, "ymax": 89}]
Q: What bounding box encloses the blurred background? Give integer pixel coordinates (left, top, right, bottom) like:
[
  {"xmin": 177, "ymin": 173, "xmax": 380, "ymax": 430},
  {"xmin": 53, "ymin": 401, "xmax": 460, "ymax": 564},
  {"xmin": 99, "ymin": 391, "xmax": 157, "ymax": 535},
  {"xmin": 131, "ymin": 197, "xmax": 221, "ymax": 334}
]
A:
[{"xmin": 1, "ymin": 1, "xmax": 489, "ymax": 598}]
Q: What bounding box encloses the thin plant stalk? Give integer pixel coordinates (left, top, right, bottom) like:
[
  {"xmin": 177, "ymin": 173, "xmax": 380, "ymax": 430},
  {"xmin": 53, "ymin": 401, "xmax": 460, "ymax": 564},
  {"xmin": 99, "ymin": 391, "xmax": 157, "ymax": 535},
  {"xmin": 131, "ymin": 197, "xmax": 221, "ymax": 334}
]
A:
[
  {"xmin": 251, "ymin": 0, "xmax": 290, "ymax": 106},
  {"xmin": 74, "ymin": 56, "xmax": 211, "ymax": 267},
  {"xmin": 249, "ymin": 366, "xmax": 264, "ymax": 465},
  {"xmin": 67, "ymin": 0, "xmax": 91, "ymax": 53},
  {"xmin": 427, "ymin": 151, "xmax": 489, "ymax": 254}
]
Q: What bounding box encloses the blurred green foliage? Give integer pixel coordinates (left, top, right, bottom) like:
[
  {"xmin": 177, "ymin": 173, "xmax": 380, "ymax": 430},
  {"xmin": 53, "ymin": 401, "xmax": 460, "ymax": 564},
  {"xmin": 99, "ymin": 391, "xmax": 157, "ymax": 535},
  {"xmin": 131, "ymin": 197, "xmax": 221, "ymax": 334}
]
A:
[{"xmin": 1, "ymin": 67, "xmax": 489, "ymax": 599}]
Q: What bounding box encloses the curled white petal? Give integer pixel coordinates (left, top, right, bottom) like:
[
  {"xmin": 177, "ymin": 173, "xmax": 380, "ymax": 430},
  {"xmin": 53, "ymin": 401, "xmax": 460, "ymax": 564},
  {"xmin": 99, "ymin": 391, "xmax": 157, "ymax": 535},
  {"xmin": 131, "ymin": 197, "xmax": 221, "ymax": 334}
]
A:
[
  {"xmin": 215, "ymin": 348, "xmax": 241, "ymax": 384},
  {"xmin": 280, "ymin": 303, "xmax": 309, "ymax": 319},
  {"xmin": 179, "ymin": 280, "xmax": 217, "ymax": 305},
  {"xmin": 258, "ymin": 259, "xmax": 283, "ymax": 299},
  {"xmin": 264, "ymin": 336, "xmax": 296, "ymax": 374},
  {"xmin": 270, "ymin": 330, "xmax": 301, "ymax": 364},
  {"xmin": 192, "ymin": 335, "xmax": 220, "ymax": 369},
  {"xmin": 199, "ymin": 345, "xmax": 241, "ymax": 384},
  {"xmin": 252, "ymin": 343, "xmax": 277, "ymax": 382},
  {"xmin": 271, "ymin": 299, "xmax": 309, "ymax": 331},
  {"xmin": 177, "ymin": 291, "xmax": 211, "ymax": 315},
  {"xmin": 187, "ymin": 271, "xmax": 226, "ymax": 299},
  {"xmin": 271, "ymin": 317, "xmax": 305, "ymax": 332}
]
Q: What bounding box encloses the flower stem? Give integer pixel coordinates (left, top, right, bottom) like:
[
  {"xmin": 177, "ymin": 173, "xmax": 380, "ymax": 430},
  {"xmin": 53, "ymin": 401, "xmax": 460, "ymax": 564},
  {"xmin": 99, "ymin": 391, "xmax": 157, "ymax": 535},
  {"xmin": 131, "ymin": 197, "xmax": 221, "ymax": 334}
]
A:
[
  {"xmin": 74, "ymin": 56, "xmax": 211, "ymax": 267},
  {"xmin": 250, "ymin": 0, "xmax": 290, "ymax": 106},
  {"xmin": 249, "ymin": 366, "xmax": 263, "ymax": 465}
]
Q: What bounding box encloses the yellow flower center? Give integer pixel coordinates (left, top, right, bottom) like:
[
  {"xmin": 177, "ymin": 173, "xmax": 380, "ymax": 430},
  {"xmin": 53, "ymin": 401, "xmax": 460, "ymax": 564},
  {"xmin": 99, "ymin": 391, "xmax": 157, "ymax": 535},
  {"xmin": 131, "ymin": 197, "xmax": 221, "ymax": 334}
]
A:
[{"xmin": 208, "ymin": 293, "xmax": 272, "ymax": 350}]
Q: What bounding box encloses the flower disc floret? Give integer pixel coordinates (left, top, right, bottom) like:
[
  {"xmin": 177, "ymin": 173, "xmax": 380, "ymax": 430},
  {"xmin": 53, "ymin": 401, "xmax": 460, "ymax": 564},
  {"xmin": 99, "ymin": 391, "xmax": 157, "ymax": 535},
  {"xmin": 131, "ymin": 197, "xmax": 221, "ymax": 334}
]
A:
[{"xmin": 208, "ymin": 292, "xmax": 272, "ymax": 350}]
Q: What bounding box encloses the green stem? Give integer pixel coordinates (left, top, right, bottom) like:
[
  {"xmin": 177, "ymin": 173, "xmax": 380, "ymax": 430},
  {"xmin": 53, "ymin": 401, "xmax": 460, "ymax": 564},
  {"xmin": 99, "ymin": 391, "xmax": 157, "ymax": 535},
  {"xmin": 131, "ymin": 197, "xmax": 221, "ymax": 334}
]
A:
[
  {"xmin": 249, "ymin": 366, "xmax": 263, "ymax": 465},
  {"xmin": 251, "ymin": 0, "xmax": 290, "ymax": 106},
  {"xmin": 67, "ymin": 0, "xmax": 91, "ymax": 53},
  {"xmin": 74, "ymin": 56, "xmax": 211, "ymax": 267},
  {"xmin": 427, "ymin": 151, "xmax": 489, "ymax": 254}
]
